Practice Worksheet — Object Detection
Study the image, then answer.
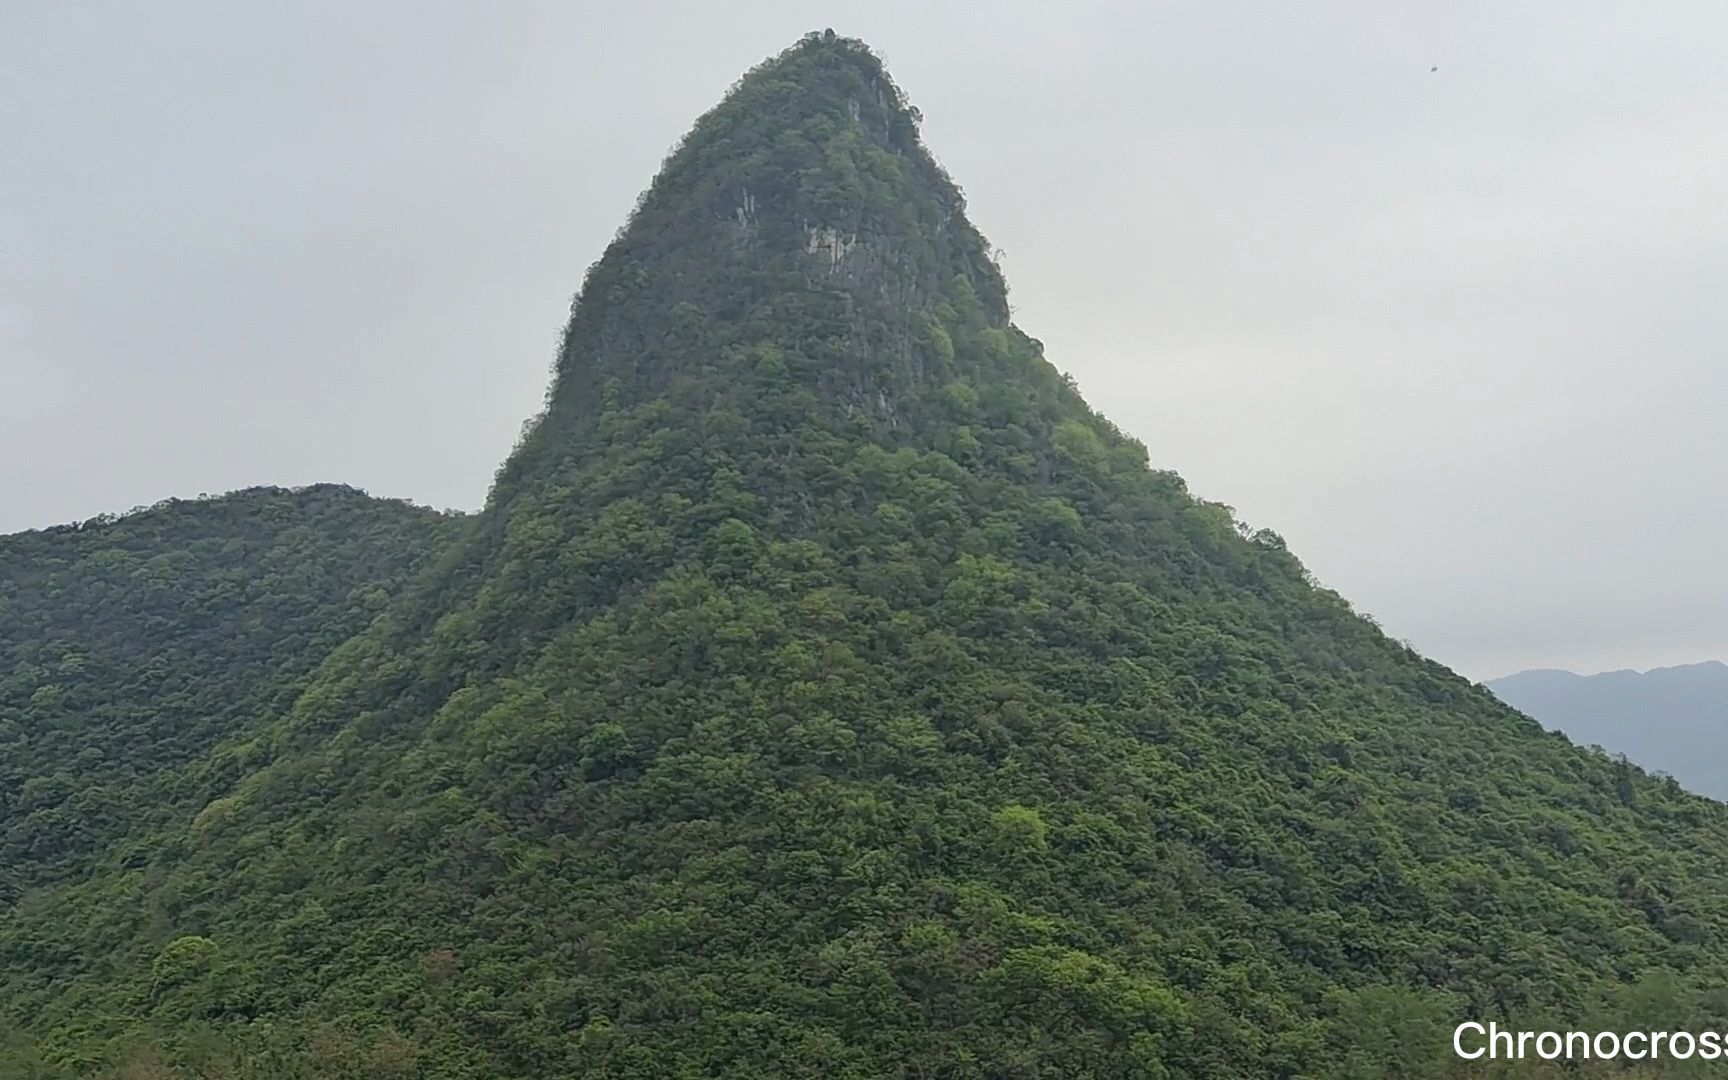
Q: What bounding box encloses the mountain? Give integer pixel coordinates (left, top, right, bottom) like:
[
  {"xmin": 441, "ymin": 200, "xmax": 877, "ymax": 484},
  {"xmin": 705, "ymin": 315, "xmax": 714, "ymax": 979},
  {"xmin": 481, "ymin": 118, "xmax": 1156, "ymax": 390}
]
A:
[
  {"xmin": 1490, "ymin": 662, "xmax": 1728, "ymax": 799},
  {"xmin": 0, "ymin": 485, "xmax": 463, "ymax": 903},
  {"xmin": 8, "ymin": 31, "xmax": 1728, "ymax": 1078}
]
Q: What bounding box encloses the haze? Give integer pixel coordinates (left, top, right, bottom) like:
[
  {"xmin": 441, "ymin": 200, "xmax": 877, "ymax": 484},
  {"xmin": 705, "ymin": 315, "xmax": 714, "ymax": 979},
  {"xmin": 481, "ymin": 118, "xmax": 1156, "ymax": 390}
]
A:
[{"xmin": 4, "ymin": 1, "xmax": 1724, "ymax": 681}]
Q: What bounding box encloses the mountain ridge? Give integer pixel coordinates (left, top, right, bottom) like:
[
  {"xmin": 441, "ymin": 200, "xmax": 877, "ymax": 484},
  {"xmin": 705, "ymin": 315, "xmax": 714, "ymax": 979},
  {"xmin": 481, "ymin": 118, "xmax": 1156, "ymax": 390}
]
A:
[
  {"xmin": 1490, "ymin": 661, "xmax": 1728, "ymax": 800},
  {"xmin": 1496, "ymin": 660, "xmax": 1727, "ymax": 679}
]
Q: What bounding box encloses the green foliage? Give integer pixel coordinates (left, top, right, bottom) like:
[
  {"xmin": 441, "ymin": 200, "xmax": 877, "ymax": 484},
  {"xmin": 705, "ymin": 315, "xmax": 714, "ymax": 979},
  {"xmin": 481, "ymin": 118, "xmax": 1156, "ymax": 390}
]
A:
[
  {"xmin": 0, "ymin": 485, "xmax": 461, "ymax": 901},
  {"xmin": 6, "ymin": 31, "xmax": 1728, "ymax": 1080}
]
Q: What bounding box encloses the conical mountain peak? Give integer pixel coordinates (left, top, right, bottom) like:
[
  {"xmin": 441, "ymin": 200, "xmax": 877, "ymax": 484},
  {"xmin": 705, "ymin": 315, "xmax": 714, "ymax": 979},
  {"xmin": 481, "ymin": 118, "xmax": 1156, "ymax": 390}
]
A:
[
  {"xmin": 613, "ymin": 30, "xmax": 969, "ymax": 250},
  {"xmin": 523, "ymin": 34, "xmax": 1012, "ymax": 453}
]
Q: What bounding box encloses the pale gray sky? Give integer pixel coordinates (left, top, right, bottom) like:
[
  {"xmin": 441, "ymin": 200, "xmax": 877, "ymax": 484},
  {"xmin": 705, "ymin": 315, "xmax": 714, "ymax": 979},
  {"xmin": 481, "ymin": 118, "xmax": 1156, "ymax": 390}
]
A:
[{"xmin": 4, "ymin": 1, "xmax": 1724, "ymax": 680}]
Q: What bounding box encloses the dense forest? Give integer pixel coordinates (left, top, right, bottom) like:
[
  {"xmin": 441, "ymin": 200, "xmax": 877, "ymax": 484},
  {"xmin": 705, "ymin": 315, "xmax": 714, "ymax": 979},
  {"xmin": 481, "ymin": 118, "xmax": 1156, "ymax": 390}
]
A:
[
  {"xmin": 7, "ymin": 32, "xmax": 1728, "ymax": 1078},
  {"xmin": 0, "ymin": 486, "xmax": 462, "ymax": 902}
]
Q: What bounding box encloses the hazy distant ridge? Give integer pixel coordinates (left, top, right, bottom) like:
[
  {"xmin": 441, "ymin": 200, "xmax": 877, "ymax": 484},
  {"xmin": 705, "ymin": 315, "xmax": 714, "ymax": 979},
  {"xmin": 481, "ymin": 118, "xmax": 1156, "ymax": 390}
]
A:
[{"xmin": 1490, "ymin": 661, "xmax": 1728, "ymax": 798}]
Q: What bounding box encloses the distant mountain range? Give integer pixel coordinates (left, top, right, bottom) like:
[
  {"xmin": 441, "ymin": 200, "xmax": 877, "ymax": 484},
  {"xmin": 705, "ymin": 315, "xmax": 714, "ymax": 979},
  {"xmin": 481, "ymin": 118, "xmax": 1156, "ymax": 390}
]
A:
[{"xmin": 1489, "ymin": 661, "xmax": 1728, "ymax": 798}]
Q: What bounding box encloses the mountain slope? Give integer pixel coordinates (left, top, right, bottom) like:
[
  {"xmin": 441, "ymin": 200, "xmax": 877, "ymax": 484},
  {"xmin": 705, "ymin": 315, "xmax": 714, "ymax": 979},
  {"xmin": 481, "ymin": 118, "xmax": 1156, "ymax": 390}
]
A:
[
  {"xmin": 8, "ymin": 33, "xmax": 1728, "ymax": 1078},
  {"xmin": 0, "ymin": 485, "xmax": 463, "ymax": 898},
  {"xmin": 1490, "ymin": 662, "xmax": 1728, "ymax": 799}
]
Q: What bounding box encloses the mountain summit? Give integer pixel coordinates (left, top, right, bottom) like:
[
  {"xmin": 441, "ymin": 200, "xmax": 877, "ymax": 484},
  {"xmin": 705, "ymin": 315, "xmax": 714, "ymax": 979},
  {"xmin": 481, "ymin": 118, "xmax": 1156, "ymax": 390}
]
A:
[{"xmin": 8, "ymin": 33, "xmax": 1728, "ymax": 1078}]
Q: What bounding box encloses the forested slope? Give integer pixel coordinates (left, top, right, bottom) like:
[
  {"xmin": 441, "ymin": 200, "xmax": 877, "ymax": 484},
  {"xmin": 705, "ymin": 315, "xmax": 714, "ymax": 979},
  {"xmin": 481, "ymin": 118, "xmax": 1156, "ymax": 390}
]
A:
[
  {"xmin": 0, "ymin": 485, "xmax": 462, "ymax": 899},
  {"xmin": 6, "ymin": 33, "xmax": 1728, "ymax": 1079}
]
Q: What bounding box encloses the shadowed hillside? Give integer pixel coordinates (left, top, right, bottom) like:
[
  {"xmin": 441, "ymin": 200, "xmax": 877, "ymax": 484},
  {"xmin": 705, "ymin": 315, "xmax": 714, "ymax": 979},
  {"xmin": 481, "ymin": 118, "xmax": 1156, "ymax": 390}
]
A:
[{"xmin": 0, "ymin": 485, "xmax": 463, "ymax": 899}]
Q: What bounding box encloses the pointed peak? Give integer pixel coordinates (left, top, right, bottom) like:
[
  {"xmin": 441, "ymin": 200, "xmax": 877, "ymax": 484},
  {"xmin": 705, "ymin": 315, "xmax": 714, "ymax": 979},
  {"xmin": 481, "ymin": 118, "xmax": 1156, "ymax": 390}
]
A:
[
  {"xmin": 752, "ymin": 29, "xmax": 897, "ymax": 81},
  {"xmin": 726, "ymin": 30, "xmax": 909, "ymax": 119},
  {"xmin": 523, "ymin": 33, "xmax": 1015, "ymax": 446},
  {"xmin": 603, "ymin": 30, "xmax": 987, "ymax": 270}
]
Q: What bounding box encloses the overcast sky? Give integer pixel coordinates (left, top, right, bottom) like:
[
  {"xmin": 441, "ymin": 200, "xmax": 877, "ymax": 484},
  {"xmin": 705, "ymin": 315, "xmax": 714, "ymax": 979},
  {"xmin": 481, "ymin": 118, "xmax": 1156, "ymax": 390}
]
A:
[{"xmin": 4, "ymin": 1, "xmax": 1724, "ymax": 680}]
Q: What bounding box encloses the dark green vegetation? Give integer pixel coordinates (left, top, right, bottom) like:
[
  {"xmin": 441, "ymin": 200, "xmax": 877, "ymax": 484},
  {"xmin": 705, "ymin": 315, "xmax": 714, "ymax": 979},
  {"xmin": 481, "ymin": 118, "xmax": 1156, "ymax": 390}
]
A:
[
  {"xmin": 1491, "ymin": 662, "xmax": 1728, "ymax": 800},
  {"xmin": 8, "ymin": 32, "xmax": 1728, "ymax": 1078},
  {"xmin": 0, "ymin": 486, "xmax": 462, "ymax": 900}
]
